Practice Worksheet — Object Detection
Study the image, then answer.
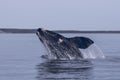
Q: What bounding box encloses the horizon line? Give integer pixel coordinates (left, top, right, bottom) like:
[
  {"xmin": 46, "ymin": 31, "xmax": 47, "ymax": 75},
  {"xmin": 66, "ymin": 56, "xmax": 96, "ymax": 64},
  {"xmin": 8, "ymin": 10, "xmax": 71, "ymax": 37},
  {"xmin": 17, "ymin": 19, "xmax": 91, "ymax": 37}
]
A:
[{"xmin": 1, "ymin": 28, "xmax": 120, "ymax": 33}]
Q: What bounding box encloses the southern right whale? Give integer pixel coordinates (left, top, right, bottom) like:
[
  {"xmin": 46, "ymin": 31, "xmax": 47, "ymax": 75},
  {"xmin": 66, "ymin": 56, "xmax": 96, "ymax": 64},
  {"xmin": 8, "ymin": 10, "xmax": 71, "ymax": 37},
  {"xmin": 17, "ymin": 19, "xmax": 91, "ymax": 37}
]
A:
[{"xmin": 36, "ymin": 28, "xmax": 105, "ymax": 60}]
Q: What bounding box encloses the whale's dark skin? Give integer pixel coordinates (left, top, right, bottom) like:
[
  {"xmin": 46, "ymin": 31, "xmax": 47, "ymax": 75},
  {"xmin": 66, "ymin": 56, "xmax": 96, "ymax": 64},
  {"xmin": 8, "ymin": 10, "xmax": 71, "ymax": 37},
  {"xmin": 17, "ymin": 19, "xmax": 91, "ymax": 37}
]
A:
[
  {"xmin": 36, "ymin": 28, "xmax": 94, "ymax": 59},
  {"xmin": 68, "ymin": 37, "xmax": 94, "ymax": 49}
]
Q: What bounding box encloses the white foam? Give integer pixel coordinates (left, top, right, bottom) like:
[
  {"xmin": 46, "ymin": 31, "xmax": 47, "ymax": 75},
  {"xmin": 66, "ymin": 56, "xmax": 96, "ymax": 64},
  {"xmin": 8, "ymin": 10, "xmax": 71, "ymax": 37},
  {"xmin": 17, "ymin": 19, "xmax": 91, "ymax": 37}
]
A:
[{"xmin": 79, "ymin": 44, "xmax": 105, "ymax": 59}]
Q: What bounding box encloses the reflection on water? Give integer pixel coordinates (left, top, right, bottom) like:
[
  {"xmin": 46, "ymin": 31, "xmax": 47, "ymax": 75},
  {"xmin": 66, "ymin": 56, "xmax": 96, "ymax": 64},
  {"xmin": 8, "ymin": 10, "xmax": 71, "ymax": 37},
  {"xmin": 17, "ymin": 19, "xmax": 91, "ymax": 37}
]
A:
[{"xmin": 36, "ymin": 59, "xmax": 93, "ymax": 80}]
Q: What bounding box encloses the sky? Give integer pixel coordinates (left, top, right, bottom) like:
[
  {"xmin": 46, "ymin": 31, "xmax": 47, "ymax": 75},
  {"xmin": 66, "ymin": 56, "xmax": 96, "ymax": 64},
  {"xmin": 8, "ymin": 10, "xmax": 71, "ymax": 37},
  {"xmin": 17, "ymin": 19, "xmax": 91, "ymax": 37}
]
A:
[{"xmin": 0, "ymin": 0, "xmax": 120, "ymax": 30}]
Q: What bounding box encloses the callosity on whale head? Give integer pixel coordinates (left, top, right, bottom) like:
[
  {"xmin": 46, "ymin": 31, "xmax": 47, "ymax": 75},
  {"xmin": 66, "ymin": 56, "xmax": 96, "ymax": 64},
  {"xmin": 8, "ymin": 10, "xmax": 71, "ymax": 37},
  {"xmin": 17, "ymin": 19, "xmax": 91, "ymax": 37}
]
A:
[{"xmin": 36, "ymin": 28, "xmax": 105, "ymax": 60}]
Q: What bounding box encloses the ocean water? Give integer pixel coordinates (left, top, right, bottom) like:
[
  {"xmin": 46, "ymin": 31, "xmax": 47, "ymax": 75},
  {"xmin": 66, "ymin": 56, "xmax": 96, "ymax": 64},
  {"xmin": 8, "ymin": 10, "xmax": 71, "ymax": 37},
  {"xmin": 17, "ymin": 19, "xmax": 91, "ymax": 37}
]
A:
[{"xmin": 0, "ymin": 33, "xmax": 120, "ymax": 80}]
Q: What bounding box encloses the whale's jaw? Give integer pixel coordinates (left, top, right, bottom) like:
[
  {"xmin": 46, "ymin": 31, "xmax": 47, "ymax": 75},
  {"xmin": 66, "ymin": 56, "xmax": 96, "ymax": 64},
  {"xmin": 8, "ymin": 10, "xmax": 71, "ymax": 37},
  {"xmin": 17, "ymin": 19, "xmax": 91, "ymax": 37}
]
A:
[{"xmin": 36, "ymin": 28, "xmax": 83, "ymax": 60}]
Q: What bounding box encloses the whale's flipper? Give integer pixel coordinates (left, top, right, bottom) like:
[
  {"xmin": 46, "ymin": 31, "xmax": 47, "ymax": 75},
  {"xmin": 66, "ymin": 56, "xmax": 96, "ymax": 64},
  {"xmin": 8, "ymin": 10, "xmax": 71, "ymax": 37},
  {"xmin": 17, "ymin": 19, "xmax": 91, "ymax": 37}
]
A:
[{"xmin": 68, "ymin": 37, "xmax": 94, "ymax": 49}]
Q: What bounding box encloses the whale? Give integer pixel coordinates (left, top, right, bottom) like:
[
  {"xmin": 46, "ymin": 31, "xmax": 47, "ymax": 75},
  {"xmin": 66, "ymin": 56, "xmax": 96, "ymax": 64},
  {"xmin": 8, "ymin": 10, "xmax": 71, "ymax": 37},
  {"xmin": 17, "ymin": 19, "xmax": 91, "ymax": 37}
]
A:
[{"xmin": 36, "ymin": 28, "xmax": 104, "ymax": 60}]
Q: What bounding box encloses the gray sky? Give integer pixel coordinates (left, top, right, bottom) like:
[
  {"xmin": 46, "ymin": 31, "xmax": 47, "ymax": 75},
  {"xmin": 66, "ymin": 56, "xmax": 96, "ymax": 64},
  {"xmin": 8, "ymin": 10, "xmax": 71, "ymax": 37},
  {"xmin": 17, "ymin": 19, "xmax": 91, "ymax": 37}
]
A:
[{"xmin": 0, "ymin": 0, "xmax": 120, "ymax": 30}]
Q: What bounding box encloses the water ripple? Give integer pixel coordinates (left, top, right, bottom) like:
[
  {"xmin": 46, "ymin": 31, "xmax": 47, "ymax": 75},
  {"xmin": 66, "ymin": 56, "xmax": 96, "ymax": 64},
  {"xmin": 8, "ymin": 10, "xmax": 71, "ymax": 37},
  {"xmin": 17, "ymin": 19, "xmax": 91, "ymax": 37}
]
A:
[{"xmin": 36, "ymin": 59, "xmax": 93, "ymax": 80}]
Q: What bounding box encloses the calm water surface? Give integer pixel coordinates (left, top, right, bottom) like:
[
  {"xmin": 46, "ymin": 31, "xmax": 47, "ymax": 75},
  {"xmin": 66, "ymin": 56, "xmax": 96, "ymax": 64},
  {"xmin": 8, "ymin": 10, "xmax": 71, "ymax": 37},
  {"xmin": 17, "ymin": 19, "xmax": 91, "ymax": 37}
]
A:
[{"xmin": 0, "ymin": 33, "xmax": 120, "ymax": 80}]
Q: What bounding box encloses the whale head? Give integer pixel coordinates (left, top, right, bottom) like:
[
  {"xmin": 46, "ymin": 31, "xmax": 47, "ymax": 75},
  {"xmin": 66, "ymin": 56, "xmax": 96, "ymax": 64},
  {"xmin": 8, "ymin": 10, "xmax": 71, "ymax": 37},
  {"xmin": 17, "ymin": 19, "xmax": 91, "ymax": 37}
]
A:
[{"xmin": 36, "ymin": 28, "xmax": 65, "ymax": 44}]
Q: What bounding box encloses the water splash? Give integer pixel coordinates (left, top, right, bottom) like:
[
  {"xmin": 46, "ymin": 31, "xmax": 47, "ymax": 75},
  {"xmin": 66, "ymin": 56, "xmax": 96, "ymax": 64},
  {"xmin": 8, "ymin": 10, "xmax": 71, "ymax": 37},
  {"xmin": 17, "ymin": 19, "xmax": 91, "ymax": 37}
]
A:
[{"xmin": 80, "ymin": 44, "xmax": 105, "ymax": 59}]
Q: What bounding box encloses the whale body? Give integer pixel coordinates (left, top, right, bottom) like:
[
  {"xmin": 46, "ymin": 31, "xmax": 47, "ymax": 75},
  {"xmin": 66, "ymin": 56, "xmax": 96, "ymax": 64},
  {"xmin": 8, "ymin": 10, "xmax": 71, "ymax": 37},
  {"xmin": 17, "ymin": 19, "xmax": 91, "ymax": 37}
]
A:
[{"xmin": 36, "ymin": 28, "xmax": 104, "ymax": 60}]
